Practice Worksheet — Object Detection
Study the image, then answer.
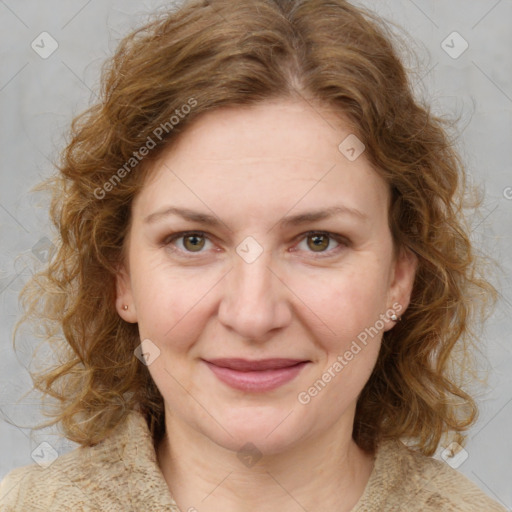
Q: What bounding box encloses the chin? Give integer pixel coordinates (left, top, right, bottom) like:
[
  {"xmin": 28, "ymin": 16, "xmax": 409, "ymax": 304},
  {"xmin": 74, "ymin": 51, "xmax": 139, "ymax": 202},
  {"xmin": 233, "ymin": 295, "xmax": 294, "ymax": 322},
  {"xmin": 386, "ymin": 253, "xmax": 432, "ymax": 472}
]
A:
[{"xmin": 200, "ymin": 409, "xmax": 309, "ymax": 457}]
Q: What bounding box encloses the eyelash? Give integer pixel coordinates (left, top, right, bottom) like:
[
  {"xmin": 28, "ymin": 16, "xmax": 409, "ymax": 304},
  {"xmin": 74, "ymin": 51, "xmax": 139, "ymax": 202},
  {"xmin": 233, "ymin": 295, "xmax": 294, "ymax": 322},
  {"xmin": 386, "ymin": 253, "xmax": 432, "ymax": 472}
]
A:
[{"xmin": 162, "ymin": 230, "xmax": 350, "ymax": 259}]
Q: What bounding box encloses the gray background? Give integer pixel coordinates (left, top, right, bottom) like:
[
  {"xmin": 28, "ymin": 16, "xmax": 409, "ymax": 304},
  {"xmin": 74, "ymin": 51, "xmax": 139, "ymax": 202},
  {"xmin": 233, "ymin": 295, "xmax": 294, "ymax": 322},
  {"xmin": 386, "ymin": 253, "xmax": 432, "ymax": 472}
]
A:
[{"xmin": 0, "ymin": 0, "xmax": 511, "ymax": 508}]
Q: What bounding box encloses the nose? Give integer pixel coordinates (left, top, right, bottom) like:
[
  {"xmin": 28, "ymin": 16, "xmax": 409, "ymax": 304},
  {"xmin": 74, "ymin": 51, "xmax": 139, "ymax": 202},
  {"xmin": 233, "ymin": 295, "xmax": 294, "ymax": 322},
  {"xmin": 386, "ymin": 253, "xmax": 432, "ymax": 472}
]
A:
[{"xmin": 217, "ymin": 247, "xmax": 292, "ymax": 341}]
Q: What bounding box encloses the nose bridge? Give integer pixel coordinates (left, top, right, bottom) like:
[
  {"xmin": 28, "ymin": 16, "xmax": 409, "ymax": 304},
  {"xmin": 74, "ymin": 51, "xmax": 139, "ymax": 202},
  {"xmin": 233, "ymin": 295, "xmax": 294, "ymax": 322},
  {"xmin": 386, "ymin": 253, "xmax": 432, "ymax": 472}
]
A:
[
  {"xmin": 218, "ymin": 245, "xmax": 290, "ymax": 339},
  {"xmin": 236, "ymin": 249, "xmax": 274, "ymax": 301}
]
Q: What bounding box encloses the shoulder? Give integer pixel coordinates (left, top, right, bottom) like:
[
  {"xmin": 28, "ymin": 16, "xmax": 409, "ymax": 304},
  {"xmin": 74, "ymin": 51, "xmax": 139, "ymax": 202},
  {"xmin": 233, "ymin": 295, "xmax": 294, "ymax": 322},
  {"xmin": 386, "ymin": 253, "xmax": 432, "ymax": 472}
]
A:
[
  {"xmin": 0, "ymin": 411, "xmax": 178, "ymax": 511},
  {"xmin": 357, "ymin": 438, "xmax": 508, "ymax": 512},
  {"xmin": 0, "ymin": 448, "xmax": 101, "ymax": 511}
]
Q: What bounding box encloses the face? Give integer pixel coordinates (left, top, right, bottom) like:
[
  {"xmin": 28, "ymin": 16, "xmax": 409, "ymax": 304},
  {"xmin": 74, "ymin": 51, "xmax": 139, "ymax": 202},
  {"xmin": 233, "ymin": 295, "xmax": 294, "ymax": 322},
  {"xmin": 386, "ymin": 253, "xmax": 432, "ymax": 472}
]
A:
[{"xmin": 116, "ymin": 98, "xmax": 417, "ymax": 455}]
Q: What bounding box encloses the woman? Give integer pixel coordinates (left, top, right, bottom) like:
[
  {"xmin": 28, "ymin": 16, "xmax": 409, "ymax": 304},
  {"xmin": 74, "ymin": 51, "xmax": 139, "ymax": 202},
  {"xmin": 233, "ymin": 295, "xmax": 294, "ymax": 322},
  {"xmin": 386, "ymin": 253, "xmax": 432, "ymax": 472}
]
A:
[{"xmin": 0, "ymin": 0, "xmax": 506, "ymax": 510}]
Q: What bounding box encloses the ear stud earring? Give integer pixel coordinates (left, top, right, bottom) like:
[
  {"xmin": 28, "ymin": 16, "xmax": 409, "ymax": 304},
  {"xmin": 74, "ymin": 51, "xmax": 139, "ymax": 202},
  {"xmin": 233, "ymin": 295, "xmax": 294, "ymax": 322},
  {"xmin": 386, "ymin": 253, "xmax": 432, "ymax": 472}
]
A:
[
  {"xmin": 390, "ymin": 313, "xmax": 401, "ymax": 322},
  {"xmin": 122, "ymin": 305, "xmax": 129, "ymax": 310}
]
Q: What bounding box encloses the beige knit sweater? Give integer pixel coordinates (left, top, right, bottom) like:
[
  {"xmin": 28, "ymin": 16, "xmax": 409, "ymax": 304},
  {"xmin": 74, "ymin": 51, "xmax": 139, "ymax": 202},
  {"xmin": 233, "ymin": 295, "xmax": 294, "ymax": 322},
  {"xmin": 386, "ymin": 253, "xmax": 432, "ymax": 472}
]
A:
[{"xmin": 0, "ymin": 410, "xmax": 506, "ymax": 511}]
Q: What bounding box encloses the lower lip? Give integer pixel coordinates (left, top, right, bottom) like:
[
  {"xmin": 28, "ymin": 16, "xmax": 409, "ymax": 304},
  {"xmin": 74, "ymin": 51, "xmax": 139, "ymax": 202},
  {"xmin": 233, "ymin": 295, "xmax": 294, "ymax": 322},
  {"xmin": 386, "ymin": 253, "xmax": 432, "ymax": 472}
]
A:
[{"xmin": 203, "ymin": 361, "xmax": 309, "ymax": 392}]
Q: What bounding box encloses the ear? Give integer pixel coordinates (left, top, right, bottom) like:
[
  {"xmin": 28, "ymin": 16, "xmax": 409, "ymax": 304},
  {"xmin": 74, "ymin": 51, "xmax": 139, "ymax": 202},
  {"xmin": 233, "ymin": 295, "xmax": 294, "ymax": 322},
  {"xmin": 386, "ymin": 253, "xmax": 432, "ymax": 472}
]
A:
[
  {"xmin": 115, "ymin": 262, "xmax": 138, "ymax": 323},
  {"xmin": 384, "ymin": 245, "xmax": 417, "ymax": 331}
]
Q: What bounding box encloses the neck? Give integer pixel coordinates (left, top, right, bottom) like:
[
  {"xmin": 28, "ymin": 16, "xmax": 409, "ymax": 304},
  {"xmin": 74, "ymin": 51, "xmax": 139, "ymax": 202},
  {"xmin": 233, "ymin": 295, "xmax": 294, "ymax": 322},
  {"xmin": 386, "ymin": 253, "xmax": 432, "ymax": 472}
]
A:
[{"xmin": 157, "ymin": 408, "xmax": 375, "ymax": 512}]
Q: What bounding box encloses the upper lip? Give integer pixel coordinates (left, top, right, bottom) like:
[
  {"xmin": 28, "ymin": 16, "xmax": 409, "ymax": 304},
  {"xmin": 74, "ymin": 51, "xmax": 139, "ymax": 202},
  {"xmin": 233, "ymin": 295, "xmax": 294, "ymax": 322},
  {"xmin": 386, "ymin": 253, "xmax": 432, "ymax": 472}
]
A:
[{"xmin": 204, "ymin": 358, "xmax": 308, "ymax": 371}]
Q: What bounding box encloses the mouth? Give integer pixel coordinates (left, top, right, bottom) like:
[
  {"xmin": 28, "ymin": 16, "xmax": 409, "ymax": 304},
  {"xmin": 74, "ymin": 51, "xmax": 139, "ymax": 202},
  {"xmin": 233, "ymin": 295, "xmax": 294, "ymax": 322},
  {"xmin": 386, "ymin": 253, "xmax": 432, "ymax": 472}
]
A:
[
  {"xmin": 202, "ymin": 358, "xmax": 310, "ymax": 392},
  {"xmin": 204, "ymin": 358, "xmax": 308, "ymax": 371}
]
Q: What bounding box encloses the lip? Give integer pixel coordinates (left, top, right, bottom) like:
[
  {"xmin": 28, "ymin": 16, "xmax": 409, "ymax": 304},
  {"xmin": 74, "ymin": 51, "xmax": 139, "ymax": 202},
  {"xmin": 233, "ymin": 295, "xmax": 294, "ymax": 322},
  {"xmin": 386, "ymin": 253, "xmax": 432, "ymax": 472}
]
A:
[
  {"xmin": 202, "ymin": 358, "xmax": 309, "ymax": 392},
  {"xmin": 205, "ymin": 358, "xmax": 307, "ymax": 371}
]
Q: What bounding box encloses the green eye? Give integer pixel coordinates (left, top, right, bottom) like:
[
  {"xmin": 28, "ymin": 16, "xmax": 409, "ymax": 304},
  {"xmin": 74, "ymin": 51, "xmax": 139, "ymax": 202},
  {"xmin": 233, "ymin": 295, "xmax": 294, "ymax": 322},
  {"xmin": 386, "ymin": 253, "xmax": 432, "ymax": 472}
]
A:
[
  {"xmin": 182, "ymin": 233, "xmax": 206, "ymax": 252},
  {"xmin": 163, "ymin": 230, "xmax": 349, "ymax": 258},
  {"xmin": 307, "ymin": 233, "xmax": 331, "ymax": 252},
  {"xmin": 164, "ymin": 231, "xmax": 212, "ymax": 253},
  {"xmin": 295, "ymin": 231, "xmax": 349, "ymax": 257}
]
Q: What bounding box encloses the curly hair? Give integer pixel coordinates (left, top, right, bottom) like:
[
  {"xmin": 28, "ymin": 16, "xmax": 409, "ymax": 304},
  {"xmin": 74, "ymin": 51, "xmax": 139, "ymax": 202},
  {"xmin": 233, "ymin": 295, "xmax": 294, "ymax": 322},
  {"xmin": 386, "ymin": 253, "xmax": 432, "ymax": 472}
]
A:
[{"xmin": 14, "ymin": 0, "xmax": 498, "ymax": 457}]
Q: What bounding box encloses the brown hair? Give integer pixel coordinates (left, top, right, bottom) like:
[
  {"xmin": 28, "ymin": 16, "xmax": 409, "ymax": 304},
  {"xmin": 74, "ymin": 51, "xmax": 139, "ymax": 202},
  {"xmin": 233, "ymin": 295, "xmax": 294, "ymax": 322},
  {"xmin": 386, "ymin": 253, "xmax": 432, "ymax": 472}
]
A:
[{"xmin": 15, "ymin": 0, "xmax": 497, "ymax": 456}]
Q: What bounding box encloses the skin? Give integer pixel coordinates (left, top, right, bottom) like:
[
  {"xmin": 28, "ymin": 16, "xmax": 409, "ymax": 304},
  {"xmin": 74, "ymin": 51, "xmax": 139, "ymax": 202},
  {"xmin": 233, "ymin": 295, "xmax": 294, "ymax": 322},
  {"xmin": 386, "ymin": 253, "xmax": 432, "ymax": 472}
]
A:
[{"xmin": 116, "ymin": 97, "xmax": 417, "ymax": 512}]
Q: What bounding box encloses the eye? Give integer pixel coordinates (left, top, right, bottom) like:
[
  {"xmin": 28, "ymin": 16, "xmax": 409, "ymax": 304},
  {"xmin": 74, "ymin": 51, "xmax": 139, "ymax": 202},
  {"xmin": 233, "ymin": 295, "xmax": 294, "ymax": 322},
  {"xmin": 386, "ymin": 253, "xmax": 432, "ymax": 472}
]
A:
[
  {"xmin": 293, "ymin": 231, "xmax": 349, "ymax": 257},
  {"xmin": 164, "ymin": 231, "xmax": 213, "ymax": 254},
  {"xmin": 162, "ymin": 230, "xmax": 349, "ymax": 258}
]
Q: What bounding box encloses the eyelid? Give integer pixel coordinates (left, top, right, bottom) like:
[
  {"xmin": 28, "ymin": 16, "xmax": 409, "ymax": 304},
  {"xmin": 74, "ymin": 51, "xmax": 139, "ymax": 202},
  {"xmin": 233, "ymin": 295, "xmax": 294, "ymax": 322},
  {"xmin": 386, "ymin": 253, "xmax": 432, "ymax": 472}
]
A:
[{"xmin": 163, "ymin": 230, "xmax": 349, "ymax": 257}]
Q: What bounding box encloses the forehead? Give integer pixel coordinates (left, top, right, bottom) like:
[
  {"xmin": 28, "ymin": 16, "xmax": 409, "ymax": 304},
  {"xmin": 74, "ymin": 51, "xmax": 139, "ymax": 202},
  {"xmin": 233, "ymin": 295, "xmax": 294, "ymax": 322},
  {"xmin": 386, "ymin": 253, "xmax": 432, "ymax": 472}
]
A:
[
  {"xmin": 133, "ymin": 99, "xmax": 390, "ymax": 225},
  {"xmin": 157, "ymin": 99, "xmax": 357, "ymax": 165}
]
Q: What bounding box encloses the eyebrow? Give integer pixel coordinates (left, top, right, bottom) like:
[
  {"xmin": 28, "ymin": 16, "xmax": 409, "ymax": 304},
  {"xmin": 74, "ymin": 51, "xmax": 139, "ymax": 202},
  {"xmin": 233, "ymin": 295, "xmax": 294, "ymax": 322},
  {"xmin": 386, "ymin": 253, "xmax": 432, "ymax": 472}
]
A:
[{"xmin": 144, "ymin": 205, "xmax": 368, "ymax": 228}]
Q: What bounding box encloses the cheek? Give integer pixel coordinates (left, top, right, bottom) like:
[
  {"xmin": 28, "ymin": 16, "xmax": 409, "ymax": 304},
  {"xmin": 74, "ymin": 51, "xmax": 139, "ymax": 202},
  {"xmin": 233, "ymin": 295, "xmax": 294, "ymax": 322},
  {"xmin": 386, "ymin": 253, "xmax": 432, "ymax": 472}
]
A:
[
  {"xmin": 294, "ymin": 268, "xmax": 385, "ymax": 416},
  {"xmin": 290, "ymin": 259, "xmax": 390, "ymax": 346},
  {"xmin": 130, "ymin": 259, "xmax": 217, "ymax": 350}
]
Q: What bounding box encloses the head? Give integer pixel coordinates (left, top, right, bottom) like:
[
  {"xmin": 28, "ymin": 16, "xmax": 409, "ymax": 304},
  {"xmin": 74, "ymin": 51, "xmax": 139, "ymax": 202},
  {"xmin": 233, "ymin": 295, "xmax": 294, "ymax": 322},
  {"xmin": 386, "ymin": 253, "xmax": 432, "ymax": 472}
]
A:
[
  {"xmin": 114, "ymin": 97, "xmax": 417, "ymax": 455},
  {"xmin": 17, "ymin": 0, "xmax": 496, "ymax": 456}
]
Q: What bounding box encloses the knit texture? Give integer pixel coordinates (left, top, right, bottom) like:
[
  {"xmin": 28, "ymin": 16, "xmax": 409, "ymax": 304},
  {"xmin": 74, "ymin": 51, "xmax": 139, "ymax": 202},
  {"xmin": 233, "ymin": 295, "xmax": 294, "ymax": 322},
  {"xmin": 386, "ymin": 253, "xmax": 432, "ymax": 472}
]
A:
[{"xmin": 0, "ymin": 410, "xmax": 507, "ymax": 511}]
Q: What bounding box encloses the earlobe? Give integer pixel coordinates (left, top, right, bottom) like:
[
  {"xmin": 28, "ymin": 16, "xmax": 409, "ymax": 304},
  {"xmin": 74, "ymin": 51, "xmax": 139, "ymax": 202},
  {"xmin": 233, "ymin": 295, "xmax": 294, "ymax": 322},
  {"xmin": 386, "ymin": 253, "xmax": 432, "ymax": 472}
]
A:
[{"xmin": 115, "ymin": 264, "xmax": 138, "ymax": 323}]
